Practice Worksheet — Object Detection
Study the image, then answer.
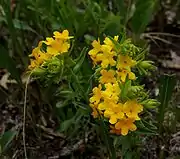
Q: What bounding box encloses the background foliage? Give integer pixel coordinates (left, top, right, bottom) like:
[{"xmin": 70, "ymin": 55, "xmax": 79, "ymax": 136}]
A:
[{"xmin": 0, "ymin": 0, "xmax": 180, "ymax": 158}]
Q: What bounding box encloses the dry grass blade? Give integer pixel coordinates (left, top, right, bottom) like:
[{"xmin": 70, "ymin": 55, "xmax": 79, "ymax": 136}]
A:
[
  {"xmin": 142, "ymin": 34, "xmax": 180, "ymax": 48},
  {"xmin": 23, "ymin": 74, "xmax": 31, "ymax": 159},
  {"xmin": 143, "ymin": 32, "xmax": 180, "ymax": 38},
  {"xmin": 60, "ymin": 134, "xmax": 89, "ymax": 156},
  {"xmin": 36, "ymin": 124, "xmax": 65, "ymax": 138}
]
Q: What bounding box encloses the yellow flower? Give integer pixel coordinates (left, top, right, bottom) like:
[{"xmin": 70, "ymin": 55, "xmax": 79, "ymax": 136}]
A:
[
  {"xmin": 28, "ymin": 29, "xmax": 72, "ymax": 71},
  {"xmin": 96, "ymin": 51, "xmax": 116, "ymax": 68},
  {"xmin": 104, "ymin": 102, "xmax": 124, "ymax": 124},
  {"xmin": 53, "ymin": 30, "xmax": 73, "ymax": 40},
  {"xmin": 29, "ymin": 53, "xmax": 50, "ymax": 70},
  {"xmin": 39, "ymin": 53, "xmax": 50, "ymax": 64},
  {"xmin": 30, "ymin": 41, "xmax": 43, "ymax": 59},
  {"xmin": 98, "ymin": 100, "xmax": 110, "ymax": 111},
  {"xmin": 46, "ymin": 39, "xmax": 70, "ymax": 55},
  {"xmin": 89, "ymin": 85, "xmax": 102, "ymax": 105},
  {"xmin": 89, "ymin": 42, "xmax": 117, "ymax": 68},
  {"xmin": 101, "ymin": 83, "xmax": 121, "ymax": 102},
  {"xmin": 116, "ymin": 55, "xmax": 136, "ymax": 70},
  {"xmin": 115, "ymin": 118, "xmax": 137, "ymax": 135},
  {"xmin": 31, "ymin": 48, "xmax": 39, "ymax": 59},
  {"xmin": 110, "ymin": 125, "xmax": 122, "ymax": 135},
  {"xmin": 104, "ymin": 37, "xmax": 113, "ymax": 47},
  {"xmin": 114, "ymin": 36, "xmax": 119, "ymax": 41},
  {"xmin": 44, "ymin": 30, "xmax": 72, "ymax": 55},
  {"xmin": 43, "ymin": 37, "xmax": 54, "ymax": 45},
  {"xmin": 116, "ymin": 69, "xmax": 136, "ymax": 82},
  {"xmin": 90, "ymin": 103, "xmax": 103, "ymax": 118},
  {"xmin": 46, "ymin": 46, "xmax": 59, "ymax": 56},
  {"xmin": 99, "ymin": 69, "xmax": 116, "ymax": 84},
  {"xmin": 47, "ymin": 40, "xmax": 61, "ymax": 53},
  {"xmin": 28, "ymin": 43, "xmax": 51, "ymax": 70},
  {"xmin": 61, "ymin": 42, "xmax": 70, "ymax": 53},
  {"xmin": 103, "ymin": 36, "xmax": 119, "ymax": 50},
  {"xmin": 28, "ymin": 59, "xmax": 39, "ymax": 69},
  {"xmin": 88, "ymin": 39, "xmax": 101, "ymax": 57},
  {"xmin": 123, "ymin": 100, "xmax": 143, "ymax": 120}
]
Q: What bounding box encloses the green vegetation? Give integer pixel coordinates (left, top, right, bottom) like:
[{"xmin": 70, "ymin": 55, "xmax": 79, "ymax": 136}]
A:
[{"xmin": 0, "ymin": 0, "xmax": 180, "ymax": 158}]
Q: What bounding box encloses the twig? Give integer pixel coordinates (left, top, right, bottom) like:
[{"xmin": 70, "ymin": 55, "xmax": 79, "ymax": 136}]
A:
[
  {"xmin": 143, "ymin": 32, "xmax": 180, "ymax": 38},
  {"xmin": 12, "ymin": 150, "xmax": 19, "ymax": 159},
  {"xmin": 48, "ymin": 156, "xmax": 60, "ymax": 159},
  {"xmin": 143, "ymin": 34, "xmax": 180, "ymax": 48},
  {"xmin": 36, "ymin": 124, "xmax": 65, "ymax": 138},
  {"xmin": 60, "ymin": 133, "xmax": 89, "ymax": 156},
  {"xmin": 144, "ymin": 34, "xmax": 161, "ymax": 48}
]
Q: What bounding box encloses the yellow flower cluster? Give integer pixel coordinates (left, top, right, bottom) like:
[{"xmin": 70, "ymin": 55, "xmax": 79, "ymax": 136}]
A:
[
  {"xmin": 28, "ymin": 30, "xmax": 73, "ymax": 70},
  {"xmin": 89, "ymin": 36, "xmax": 143, "ymax": 136}
]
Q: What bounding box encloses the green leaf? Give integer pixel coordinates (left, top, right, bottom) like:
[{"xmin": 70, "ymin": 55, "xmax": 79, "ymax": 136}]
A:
[
  {"xmin": 120, "ymin": 80, "xmax": 131, "ymax": 101},
  {"xmin": 120, "ymin": 136, "xmax": 132, "ymax": 156},
  {"xmin": 3, "ymin": 0, "xmax": 26, "ymax": 65},
  {"xmin": 59, "ymin": 119, "xmax": 74, "ymax": 132},
  {"xmin": 135, "ymin": 120, "xmax": 157, "ymax": 135},
  {"xmin": 98, "ymin": 118, "xmax": 116, "ymax": 159},
  {"xmin": 56, "ymin": 100, "xmax": 70, "ymax": 108},
  {"xmin": 114, "ymin": 1, "xmax": 128, "ymax": 22},
  {"xmin": 73, "ymin": 47, "xmax": 88, "ymax": 74},
  {"xmin": 141, "ymin": 120, "xmax": 157, "ymax": 130},
  {"xmin": 131, "ymin": 0, "xmax": 157, "ymax": 34},
  {"xmin": 158, "ymin": 74, "xmax": 176, "ymax": 134},
  {"xmin": 0, "ymin": 130, "xmax": 17, "ymax": 153},
  {"xmin": 0, "ymin": 45, "xmax": 21, "ymax": 84},
  {"xmin": 13, "ymin": 19, "xmax": 37, "ymax": 33},
  {"xmin": 101, "ymin": 13, "xmax": 122, "ymax": 36}
]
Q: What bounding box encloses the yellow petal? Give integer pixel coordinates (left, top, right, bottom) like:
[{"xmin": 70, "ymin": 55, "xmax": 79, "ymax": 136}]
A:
[
  {"xmin": 117, "ymin": 112, "xmax": 124, "ymax": 119},
  {"xmin": 114, "ymin": 36, "xmax": 119, "ymax": 41},
  {"xmin": 115, "ymin": 121, "xmax": 122, "ymax": 130},
  {"xmin": 44, "ymin": 37, "xmax": 54, "ymax": 45},
  {"xmin": 104, "ymin": 37, "xmax": 112, "ymax": 46},
  {"xmin": 61, "ymin": 42, "xmax": 70, "ymax": 53},
  {"xmin": 62, "ymin": 30, "xmax": 69, "ymax": 37},
  {"xmin": 109, "ymin": 116, "xmax": 117, "ymax": 124},
  {"xmin": 46, "ymin": 46, "xmax": 59, "ymax": 56},
  {"xmin": 129, "ymin": 124, "xmax": 137, "ymax": 131},
  {"xmin": 121, "ymin": 73, "xmax": 127, "ymax": 82},
  {"xmin": 98, "ymin": 102, "xmax": 106, "ymax": 110},
  {"xmin": 101, "ymin": 59, "xmax": 109, "ymax": 68},
  {"xmin": 104, "ymin": 110, "xmax": 113, "ymax": 118},
  {"xmin": 92, "ymin": 39, "xmax": 100, "ymax": 49},
  {"xmin": 88, "ymin": 49, "xmax": 98, "ymax": 56},
  {"xmin": 53, "ymin": 31, "xmax": 60, "ymax": 37},
  {"xmin": 128, "ymin": 72, "xmax": 136, "ymax": 80},
  {"xmin": 121, "ymin": 127, "xmax": 128, "ymax": 136}
]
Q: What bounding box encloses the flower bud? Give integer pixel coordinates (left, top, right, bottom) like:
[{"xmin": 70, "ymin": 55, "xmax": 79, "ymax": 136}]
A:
[
  {"xmin": 139, "ymin": 61, "xmax": 156, "ymax": 70},
  {"xmin": 130, "ymin": 86, "xmax": 144, "ymax": 93},
  {"xmin": 47, "ymin": 57, "xmax": 63, "ymax": 74},
  {"xmin": 141, "ymin": 99, "xmax": 160, "ymax": 108},
  {"xmin": 32, "ymin": 67, "xmax": 46, "ymax": 76}
]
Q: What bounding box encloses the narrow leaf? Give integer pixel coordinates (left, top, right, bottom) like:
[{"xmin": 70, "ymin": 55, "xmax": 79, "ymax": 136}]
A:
[
  {"xmin": 98, "ymin": 117, "xmax": 116, "ymax": 159},
  {"xmin": 0, "ymin": 130, "xmax": 17, "ymax": 153},
  {"xmin": 73, "ymin": 47, "xmax": 88, "ymax": 74},
  {"xmin": 13, "ymin": 19, "xmax": 37, "ymax": 33},
  {"xmin": 0, "ymin": 45, "xmax": 21, "ymax": 84},
  {"xmin": 131, "ymin": 0, "xmax": 157, "ymax": 34},
  {"xmin": 158, "ymin": 74, "xmax": 176, "ymax": 133}
]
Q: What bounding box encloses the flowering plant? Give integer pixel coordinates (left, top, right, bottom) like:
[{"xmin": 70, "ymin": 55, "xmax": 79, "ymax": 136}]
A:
[
  {"xmin": 28, "ymin": 30, "xmax": 75, "ymax": 84},
  {"xmin": 27, "ymin": 30, "xmax": 160, "ymax": 158},
  {"xmin": 88, "ymin": 35, "xmax": 159, "ymax": 136}
]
